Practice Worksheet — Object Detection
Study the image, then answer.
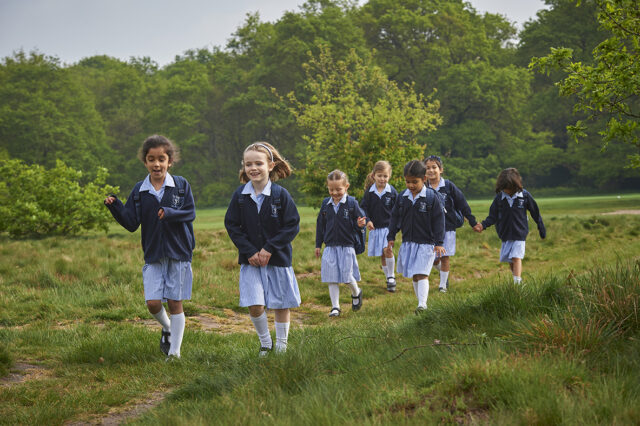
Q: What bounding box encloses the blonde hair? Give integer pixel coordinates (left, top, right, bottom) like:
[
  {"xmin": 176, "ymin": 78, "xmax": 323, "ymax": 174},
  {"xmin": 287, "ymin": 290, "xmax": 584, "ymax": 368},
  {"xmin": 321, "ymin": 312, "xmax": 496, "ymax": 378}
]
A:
[
  {"xmin": 327, "ymin": 169, "xmax": 349, "ymax": 186},
  {"xmin": 239, "ymin": 142, "xmax": 292, "ymax": 183},
  {"xmin": 364, "ymin": 161, "xmax": 392, "ymax": 190}
]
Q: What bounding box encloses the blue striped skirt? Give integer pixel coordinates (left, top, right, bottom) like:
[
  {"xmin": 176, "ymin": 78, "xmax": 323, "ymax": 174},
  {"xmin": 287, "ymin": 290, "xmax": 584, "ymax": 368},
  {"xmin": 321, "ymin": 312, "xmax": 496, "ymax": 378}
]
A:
[
  {"xmin": 142, "ymin": 258, "xmax": 192, "ymax": 302},
  {"xmin": 321, "ymin": 246, "xmax": 361, "ymax": 283},
  {"xmin": 436, "ymin": 230, "xmax": 457, "ymax": 258},
  {"xmin": 367, "ymin": 227, "xmax": 390, "ymax": 257},
  {"xmin": 239, "ymin": 264, "xmax": 301, "ymax": 309},
  {"xmin": 500, "ymin": 240, "xmax": 526, "ymax": 263},
  {"xmin": 397, "ymin": 242, "xmax": 435, "ymax": 278}
]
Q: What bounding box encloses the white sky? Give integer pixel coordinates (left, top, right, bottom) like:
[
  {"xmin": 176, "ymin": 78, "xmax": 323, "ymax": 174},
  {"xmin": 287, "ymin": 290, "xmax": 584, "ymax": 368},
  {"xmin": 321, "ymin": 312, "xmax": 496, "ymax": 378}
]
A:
[{"xmin": 0, "ymin": 0, "xmax": 548, "ymax": 67}]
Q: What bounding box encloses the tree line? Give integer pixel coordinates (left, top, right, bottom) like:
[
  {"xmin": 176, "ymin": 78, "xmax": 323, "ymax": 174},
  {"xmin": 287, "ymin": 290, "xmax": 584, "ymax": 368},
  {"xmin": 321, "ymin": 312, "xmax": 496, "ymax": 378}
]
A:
[{"xmin": 1, "ymin": 0, "xmax": 638, "ymax": 207}]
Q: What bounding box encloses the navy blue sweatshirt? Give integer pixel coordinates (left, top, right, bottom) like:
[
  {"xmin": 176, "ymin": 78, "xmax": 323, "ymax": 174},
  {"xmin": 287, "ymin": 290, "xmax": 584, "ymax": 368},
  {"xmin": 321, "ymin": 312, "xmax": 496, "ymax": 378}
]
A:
[
  {"xmin": 224, "ymin": 183, "xmax": 299, "ymax": 267},
  {"xmin": 436, "ymin": 179, "xmax": 477, "ymax": 231},
  {"xmin": 387, "ymin": 187, "xmax": 445, "ymax": 246},
  {"xmin": 360, "ymin": 184, "xmax": 398, "ymax": 229},
  {"xmin": 105, "ymin": 176, "xmax": 196, "ymax": 263},
  {"xmin": 481, "ymin": 189, "xmax": 546, "ymax": 241},
  {"xmin": 316, "ymin": 196, "xmax": 366, "ymax": 248}
]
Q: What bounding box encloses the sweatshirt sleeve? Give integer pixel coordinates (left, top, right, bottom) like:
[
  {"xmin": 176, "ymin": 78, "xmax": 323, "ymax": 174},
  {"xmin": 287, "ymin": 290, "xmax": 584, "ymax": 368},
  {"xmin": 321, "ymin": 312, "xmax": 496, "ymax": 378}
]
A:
[
  {"xmin": 162, "ymin": 180, "xmax": 196, "ymax": 223},
  {"xmin": 387, "ymin": 198, "xmax": 401, "ymax": 242},
  {"xmin": 526, "ymin": 192, "xmax": 546, "ymax": 239},
  {"xmin": 224, "ymin": 191, "xmax": 259, "ymax": 258},
  {"xmin": 431, "ymin": 191, "xmax": 445, "ymax": 246},
  {"xmin": 360, "ymin": 190, "xmax": 370, "ymax": 222},
  {"xmin": 451, "ymin": 182, "xmax": 477, "ymax": 227},
  {"xmin": 315, "ymin": 200, "xmax": 326, "ymax": 249},
  {"xmin": 263, "ymin": 189, "xmax": 300, "ymax": 254},
  {"xmin": 104, "ymin": 187, "xmax": 140, "ymax": 232},
  {"xmin": 481, "ymin": 197, "xmax": 499, "ymax": 229}
]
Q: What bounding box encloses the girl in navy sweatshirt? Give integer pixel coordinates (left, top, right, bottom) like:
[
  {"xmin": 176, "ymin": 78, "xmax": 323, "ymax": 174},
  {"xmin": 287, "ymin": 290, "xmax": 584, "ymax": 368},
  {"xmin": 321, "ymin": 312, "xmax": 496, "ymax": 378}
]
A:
[
  {"xmin": 386, "ymin": 160, "xmax": 445, "ymax": 314},
  {"xmin": 316, "ymin": 170, "xmax": 367, "ymax": 317},
  {"xmin": 424, "ymin": 155, "xmax": 477, "ymax": 293},
  {"xmin": 105, "ymin": 135, "xmax": 195, "ymax": 361},
  {"xmin": 360, "ymin": 161, "xmax": 398, "ymax": 292},
  {"xmin": 224, "ymin": 142, "xmax": 300, "ymax": 355},
  {"xmin": 473, "ymin": 168, "xmax": 546, "ymax": 284}
]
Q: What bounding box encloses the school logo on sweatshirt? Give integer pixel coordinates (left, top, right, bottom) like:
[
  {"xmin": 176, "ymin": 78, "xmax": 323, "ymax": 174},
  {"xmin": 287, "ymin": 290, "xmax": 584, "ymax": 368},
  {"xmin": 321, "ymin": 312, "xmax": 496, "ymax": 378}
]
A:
[
  {"xmin": 517, "ymin": 198, "xmax": 525, "ymax": 208},
  {"xmin": 171, "ymin": 194, "xmax": 184, "ymax": 208},
  {"xmin": 418, "ymin": 201, "xmax": 427, "ymax": 212},
  {"xmin": 343, "ymin": 208, "xmax": 350, "ymax": 219},
  {"xmin": 271, "ymin": 203, "xmax": 279, "ymax": 218},
  {"xmin": 384, "ymin": 197, "xmax": 392, "ymax": 206}
]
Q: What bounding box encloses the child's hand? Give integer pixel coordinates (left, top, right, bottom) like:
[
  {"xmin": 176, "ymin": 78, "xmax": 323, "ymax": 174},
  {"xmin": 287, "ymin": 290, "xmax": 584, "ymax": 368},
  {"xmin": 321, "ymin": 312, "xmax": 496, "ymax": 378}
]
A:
[
  {"xmin": 248, "ymin": 252, "xmax": 261, "ymax": 267},
  {"xmin": 473, "ymin": 224, "xmax": 483, "ymax": 233},
  {"xmin": 357, "ymin": 216, "xmax": 366, "ymax": 228},
  {"xmin": 258, "ymin": 249, "xmax": 271, "ymax": 267},
  {"xmin": 434, "ymin": 245, "xmax": 446, "ymax": 256},
  {"xmin": 104, "ymin": 196, "xmax": 115, "ymax": 205},
  {"xmin": 315, "ymin": 248, "xmax": 321, "ymax": 258},
  {"xmin": 158, "ymin": 208, "xmax": 165, "ymax": 220},
  {"xmin": 366, "ymin": 221, "xmax": 375, "ymax": 231}
]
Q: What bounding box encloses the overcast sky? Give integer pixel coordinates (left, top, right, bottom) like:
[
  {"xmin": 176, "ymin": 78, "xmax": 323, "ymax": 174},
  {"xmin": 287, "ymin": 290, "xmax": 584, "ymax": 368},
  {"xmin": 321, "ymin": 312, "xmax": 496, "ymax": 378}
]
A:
[{"xmin": 0, "ymin": 0, "xmax": 549, "ymax": 67}]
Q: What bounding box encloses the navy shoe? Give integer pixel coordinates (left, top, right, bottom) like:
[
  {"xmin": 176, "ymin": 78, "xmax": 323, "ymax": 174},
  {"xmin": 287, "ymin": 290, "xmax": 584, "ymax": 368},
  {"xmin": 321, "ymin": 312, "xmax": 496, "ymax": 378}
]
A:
[
  {"xmin": 352, "ymin": 289, "xmax": 363, "ymax": 311},
  {"xmin": 259, "ymin": 346, "xmax": 272, "ymax": 357},
  {"xmin": 160, "ymin": 330, "xmax": 171, "ymax": 355},
  {"xmin": 414, "ymin": 306, "xmax": 427, "ymax": 315},
  {"xmin": 386, "ymin": 277, "xmax": 396, "ymax": 293}
]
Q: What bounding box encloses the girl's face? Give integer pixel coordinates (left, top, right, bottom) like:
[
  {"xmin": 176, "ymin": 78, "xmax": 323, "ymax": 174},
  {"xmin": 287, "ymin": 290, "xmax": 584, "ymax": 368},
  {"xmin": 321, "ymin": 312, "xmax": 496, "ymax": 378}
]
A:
[
  {"xmin": 374, "ymin": 169, "xmax": 391, "ymax": 189},
  {"xmin": 503, "ymin": 187, "xmax": 516, "ymax": 196},
  {"xmin": 425, "ymin": 160, "xmax": 442, "ymax": 183},
  {"xmin": 328, "ymin": 179, "xmax": 349, "ymax": 204},
  {"xmin": 144, "ymin": 146, "xmax": 172, "ymax": 184},
  {"xmin": 243, "ymin": 149, "xmax": 274, "ymax": 186},
  {"xmin": 405, "ymin": 175, "xmax": 426, "ymax": 197}
]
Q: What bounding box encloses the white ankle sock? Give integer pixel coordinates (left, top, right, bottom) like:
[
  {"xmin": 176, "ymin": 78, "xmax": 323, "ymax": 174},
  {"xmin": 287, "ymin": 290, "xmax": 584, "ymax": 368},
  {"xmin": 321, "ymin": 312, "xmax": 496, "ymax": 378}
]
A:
[
  {"xmin": 328, "ymin": 283, "xmax": 340, "ymax": 309},
  {"xmin": 417, "ymin": 279, "xmax": 429, "ymax": 308},
  {"xmin": 152, "ymin": 306, "xmax": 171, "ymax": 332},
  {"xmin": 385, "ymin": 256, "xmax": 395, "ymax": 278},
  {"xmin": 513, "ymin": 275, "xmax": 522, "ymax": 284},
  {"xmin": 168, "ymin": 312, "xmax": 185, "ymax": 357},
  {"xmin": 439, "ymin": 271, "xmax": 449, "ymax": 289},
  {"xmin": 250, "ymin": 312, "xmax": 272, "ymax": 349},
  {"xmin": 274, "ymin": 321, "xmax": 290, "ymax": 353},
  {"xmin": 347, "ymin": 278, "xmax": 360, "ymax": 299}
]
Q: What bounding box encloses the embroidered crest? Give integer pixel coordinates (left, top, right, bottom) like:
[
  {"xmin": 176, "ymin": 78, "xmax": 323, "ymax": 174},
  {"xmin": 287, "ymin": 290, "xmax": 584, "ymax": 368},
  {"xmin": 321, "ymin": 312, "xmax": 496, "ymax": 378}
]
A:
[
  {"xmin": 384, "ymin": 197, "xmax": 391, "ymax": 206},
  {"xmin": 271, "ymin": 203, "xmax": 279, "ymax": 218},
  {"xmin": 517, "ymin": 198, "xmax": 525, "ymax": 208},
  {"xmin": 343, "ymin": 208, "xmax": 350, "ymax": 219},
  {"xmin": 171, "ymin": 194, "xmax": 184, "ymax": 208},
  {"xmin": 418, "ymin": 201, "xmax": 427, "ymax": 212}
]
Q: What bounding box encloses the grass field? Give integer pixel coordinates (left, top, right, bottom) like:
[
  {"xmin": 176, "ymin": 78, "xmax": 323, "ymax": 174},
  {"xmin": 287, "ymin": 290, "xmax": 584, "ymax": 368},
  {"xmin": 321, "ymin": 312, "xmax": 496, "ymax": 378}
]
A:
[{"xmin": 1, "ymin": 193, "xmax": 639, "ymax": 424}]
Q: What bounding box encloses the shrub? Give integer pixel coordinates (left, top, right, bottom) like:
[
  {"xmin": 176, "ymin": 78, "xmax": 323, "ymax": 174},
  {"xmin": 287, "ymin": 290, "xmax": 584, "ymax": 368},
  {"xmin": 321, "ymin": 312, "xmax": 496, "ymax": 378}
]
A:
[{"xmin": 0, "ymin": 158, "xmax": 117, "ymax": 237}]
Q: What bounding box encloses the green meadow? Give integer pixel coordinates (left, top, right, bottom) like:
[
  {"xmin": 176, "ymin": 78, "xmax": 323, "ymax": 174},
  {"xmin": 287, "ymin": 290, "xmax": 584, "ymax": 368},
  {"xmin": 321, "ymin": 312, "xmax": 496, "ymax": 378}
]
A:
[{"xmin": 1, "ymin": 194, "xmax": 640, "ymax": 424}]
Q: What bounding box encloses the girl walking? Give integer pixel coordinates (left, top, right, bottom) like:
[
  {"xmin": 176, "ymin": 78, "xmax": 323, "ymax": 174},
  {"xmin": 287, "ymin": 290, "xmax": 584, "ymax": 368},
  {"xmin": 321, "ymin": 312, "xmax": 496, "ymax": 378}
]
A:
[
  {"xmin": 105, "ymin": 135, "xmax": 195, "ymax": 361},
  {"xmin": 473, "ymin": 167, "xmax": 546, "ymax": 284},
  {"xmin": 424, "ymin": 155, "xmax": 477, "ymax": 293},
  {"xmin": 225, "ymin": 142, "xmax": 301, "ymax": 355},
  {"xmin": 386, "ymin": 160, "xmax": 445, "ymax": 314},
  {"xmin": 360, "ymin": 161, "xmax": 398, "ymax": 292},
  {"xmin": 316, "ymin": 170, "xmax": 367, "ymax": 317}
]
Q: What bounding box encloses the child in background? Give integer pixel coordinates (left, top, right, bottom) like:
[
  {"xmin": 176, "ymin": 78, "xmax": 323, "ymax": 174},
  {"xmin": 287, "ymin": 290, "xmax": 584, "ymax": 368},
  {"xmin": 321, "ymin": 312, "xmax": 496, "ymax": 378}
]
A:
[
  {"xmin": 105, "ymin": 135, "xmax": 195, "ymax": 361},
  {"xmin": 424, "ymin": 155, "xmax": 477, "ymax": 293},
  {"xmin": 386, "ymin": 160, "xmax": 445, "ymax": 314},
  {"xmin": 316, "ymin": 170, "xmax": 367, "ymax": 317},
  {"xmin": 473, "ymin": 167, "xmax": 546, "ymax": 284},
  {"xmin": 225, "ymin": 142, "xmax": 301, "ymax": 356},
  {"xmin": 360, "ymin": 161, "xmax": 398, "ymax": 292}
]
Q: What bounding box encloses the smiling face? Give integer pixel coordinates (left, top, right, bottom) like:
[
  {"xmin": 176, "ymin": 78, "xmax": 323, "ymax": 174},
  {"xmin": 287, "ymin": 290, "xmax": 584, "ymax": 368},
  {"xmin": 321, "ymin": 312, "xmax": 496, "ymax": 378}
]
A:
[
  {"xmin": 405, "ymin": 175, "xmax": 426, "ymax": 197},
  {"xmin": 374, "ymin": 169, "xmax": 391, "ymax": 190},
  {"xmin": 328, "ymin": 179, "xmax": 349, "ymax": 204},
  {"xmin": 144, "ymin": 146, "xmax": 172, "ymax": 185},
  {"xmin": 243, "ymin": 149, "xmax": 274, "ymax": 187},
  {"xmin": 425, "ymin": 160, "xmax": 442, "ymax": 184}
]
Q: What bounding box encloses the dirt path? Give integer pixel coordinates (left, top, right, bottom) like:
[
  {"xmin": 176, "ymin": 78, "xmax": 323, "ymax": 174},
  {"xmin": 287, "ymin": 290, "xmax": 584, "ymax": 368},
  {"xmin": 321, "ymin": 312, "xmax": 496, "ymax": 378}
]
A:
[{"xmin": 603, "ymin": 209, "xmax": 640, "ymax": 215}]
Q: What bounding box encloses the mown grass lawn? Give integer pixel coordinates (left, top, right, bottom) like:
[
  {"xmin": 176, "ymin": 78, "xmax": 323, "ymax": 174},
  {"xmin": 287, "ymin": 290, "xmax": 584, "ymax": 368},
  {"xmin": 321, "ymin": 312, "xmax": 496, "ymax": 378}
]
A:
[{"xmin": 1, "ymin": 194, "xmax": 639, "ymax": 424}]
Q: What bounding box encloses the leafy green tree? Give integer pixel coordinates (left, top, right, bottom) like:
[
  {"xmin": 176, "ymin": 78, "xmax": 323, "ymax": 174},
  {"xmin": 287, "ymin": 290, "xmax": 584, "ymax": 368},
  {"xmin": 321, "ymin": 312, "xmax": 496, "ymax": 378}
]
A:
[
  {"xmin": 0, "ymin": 51, "xmax": 109, "ymax": 174},
  {"xmin": 531, "ymin": 0, "xmax": 640, "ymax": 168},
  {"xmin": 284, "ymin": 46, "xmax": 441, "ymax": 205},
  {"xmin": 0, "ymin": 159, "xmax": 117, "ymax": 237}
]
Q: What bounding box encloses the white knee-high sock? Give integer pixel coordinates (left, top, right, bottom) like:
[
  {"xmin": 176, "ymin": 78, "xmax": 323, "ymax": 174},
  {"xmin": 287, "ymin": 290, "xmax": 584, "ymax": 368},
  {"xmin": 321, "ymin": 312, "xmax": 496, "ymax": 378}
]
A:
[
  {"xmin": 347, "ymin": 278, "xmax": 360, "ymax": 297},
  {"xmin": 381, "ymin": 262, "xmax": 389, "ymax": 278},
  {"xmin": 413, "ymin": 280, "xmax": 418, "ymax": 297},
  {"xmin": 274, "ymin": 321, "xmax": 290, "ymax": 353},
  {"xmin": 439, "ymin": 271, "xmax": 449, "ymax": 289},
  {"xmin": 417, "ymin": 279, "xmax": 429, "ymax": 308},
  {"xmin": 434, "ymin": 261, "xmax": 441, "ymax": 271},
  {"xmin": 250, "ymin": 312, "xmax": 272, "ymax": 349},
  {"xmin": 328, "ymin": 283, "xmax": 340, "ymax": 309},
  {"xmin": 168, "ymin": 312, "xmax": 185, "ymax": 357},
  {"xmin": 152, "ymin": 306, "xmax": 171, "ymax": 332},
  {"xmin": 385, "ymin": 256, "xmax": 395, "ymax": 278}
]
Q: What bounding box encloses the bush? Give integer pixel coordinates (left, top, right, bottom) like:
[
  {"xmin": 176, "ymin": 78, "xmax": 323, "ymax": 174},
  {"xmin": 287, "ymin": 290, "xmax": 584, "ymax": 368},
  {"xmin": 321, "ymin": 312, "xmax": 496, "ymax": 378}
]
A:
[{"xmin": 0, "ymin": 158, "xmax": 117, "ymax": 237}]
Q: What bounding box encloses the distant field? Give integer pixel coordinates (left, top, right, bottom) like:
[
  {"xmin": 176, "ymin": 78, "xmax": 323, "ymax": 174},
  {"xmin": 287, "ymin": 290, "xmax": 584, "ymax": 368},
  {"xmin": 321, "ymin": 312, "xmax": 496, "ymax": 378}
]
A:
[{"xmin": 1, "ymin": 193, "xmax": 639, "ymax": 424}]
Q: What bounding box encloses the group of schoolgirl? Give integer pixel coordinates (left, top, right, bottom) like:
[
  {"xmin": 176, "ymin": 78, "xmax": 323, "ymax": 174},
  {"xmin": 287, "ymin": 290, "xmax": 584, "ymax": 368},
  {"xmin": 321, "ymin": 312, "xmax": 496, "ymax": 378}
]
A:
[{"xmin": 105, "ymin": 135, "xmax": 545, "ymax": 359}]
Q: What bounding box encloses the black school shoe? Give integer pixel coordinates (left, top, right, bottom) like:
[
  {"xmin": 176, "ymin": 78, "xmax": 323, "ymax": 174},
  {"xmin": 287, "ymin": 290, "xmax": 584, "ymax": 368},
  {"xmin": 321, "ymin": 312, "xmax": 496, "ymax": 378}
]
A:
[
  {"xmin": 329, "ymin": 307, "xmax": 341, "ymax": 317},
  {"xmin": 160, "ymin": 330, "xmax": 171, "ymax": 356},
  {"xmin": 352, "ymin": 289, "xmax": 363, "ymax": 311},
  {"xmin": 386, "ymin": 277, "xmax": 396, "ymax": 292}
]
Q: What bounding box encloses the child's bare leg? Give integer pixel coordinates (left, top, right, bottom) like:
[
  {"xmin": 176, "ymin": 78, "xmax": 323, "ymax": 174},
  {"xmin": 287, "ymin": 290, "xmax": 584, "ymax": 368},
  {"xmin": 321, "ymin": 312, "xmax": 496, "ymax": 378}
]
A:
[
  {"xmin": 249, "ymin": 304, "xmax": 272, "ymax": 352},
  {"xmin": 510, "ymin": 258, "xmax": 523, "ymax": 283},
  {"xmin": 413, "ymin": 274, "xmax": 429, "ymax": 309},
  {"xmin": 274, "ymin": 308, "xmax": 290, "ymax": 353}
]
